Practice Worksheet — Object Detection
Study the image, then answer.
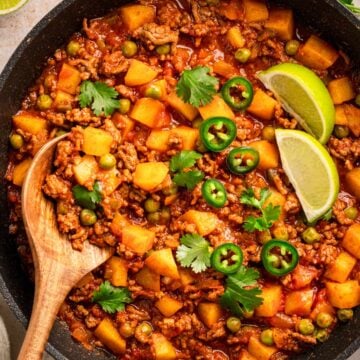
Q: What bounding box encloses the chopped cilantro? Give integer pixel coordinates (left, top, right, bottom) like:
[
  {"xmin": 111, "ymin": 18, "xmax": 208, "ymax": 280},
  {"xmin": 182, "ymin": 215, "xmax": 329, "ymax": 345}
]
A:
[{"xmin": 72, "ymin": 181, "xmax": 102, "ymax": 210}]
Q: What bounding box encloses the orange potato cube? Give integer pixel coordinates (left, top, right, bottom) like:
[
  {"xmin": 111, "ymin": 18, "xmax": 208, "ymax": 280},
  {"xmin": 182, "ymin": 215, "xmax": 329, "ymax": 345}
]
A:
[
  {"xmin": 145, "ymin": 248, "xmax": 180, "ymax": 279},
  {"xmin": 239, "ymin": 349, "xmax": 257, "ymax": 360},
  {"xmin": 263, "ymin": 189, "xmax": 286, "ymax": 220},
  {"xmin": 130, "ymin": 98, "xmax": 168, "ymax": 129},
  {"xmin": 133, "ymin": 162, "xmax": 169, "ymax": 192},
  {"xmin": 342, "ymin": 223, "xmax": 360, "ymax": 259},
  {"xmin": 243, "ymin": 0, "xmax": 269, "ymax": 22},
  {"xmin": 285, "ymin": 289, "xmax": 314, "ymax": 316},
  {"xmin": 171, "ymin": 126, "xmax": 199, "ymax": 150},
  {"xmin": 94, "ymin": 318, "xmax": 126, "ymax": 354},
  {"xmin": 146, "ymin": 130, "xmax": 171, "ymax": 152},
  {"xmin": 335, "ymin": 104, "xmax": 349, "ymax": 126},
  {"xmin": 219, "ymin": 0, "xmax": 242, "ymax": 20},
  {"xmin": 247, "ymin": 89, "xmax": 277, "ymax": 121},
  {"xmin": 152, "ymin": 333, "xmax": 177, "ymax": 360},
  {"xmin": 179, "ymin": 269, "xmax": 195, "ymax": 286},
  {"xmin": 82, "ymin": 127, "xmax": 113, "ymax": 156},
  {"xmin": 290, "ymin": 264, "xmax": 318, "ymax": 290},
  {"xmin": 213, "ymin": 60, "xmax": 238, "ymax": 79},
  {"xmin": 13, "ymin": 112, "xmax": 47, "ymax": 135},
  {"xmin": 57, "ymin": 63, "xmax": 81, "ymax": 95},
  {"xmin": 226, "ymin": 27, "xmax": 246, "ymax": 48},
  {"xmin": 255, "ymin": 285, "xmax": 282, "ymax": 317},
  {"xmin": 249, "ymin": 140, "xmax": 279, "ymax": 169},
  {"xmin": 120, "ymin": 5, "xmax": 155, "ymax": 32},
  {"xmin": 121, "ymin": 224, "xmax": 155, "ymax": 255},
  {"xmin": 135, "ymin": 266, "xmax": 161, "ymax": 292},
  {"xmin": 155, "ymin": 295, "xmax": 183, "ymax": 317},
  {"xmin": 326, "ymin": 280, "xmax": 360, "ymax": 308},
  {"xmin": 73, "ymin": 155, "xmax": 98, "ymax": 186},
  {"xmin": 52, "ymin": 90, "xmax": 74, "ymax": 112},
  {"xmin": 165, "ymin": 92, "xmax": 198, "ymax": 121},
  {"xmin": 328, "ymin": 77, "xmax": 355, "ymax": 105},
  {"xmin": 248, "ymin": 336, "xmax": 277, "ymax": 360},
  {"xmin": 335, "ymin": 104, "xmax": 360, "ymax": 137},
  {"xmin": 325, "ymin": 251, "xmax": 357, "ymax": 283},
  {"xmin": 104, "ymin": 257, "xmax": 128, "ymax": 287},
  {"xmin": 98, "ymin": 167, "xmax": 122, "ymax": 195},
  {"xmin": 13, "ymin": 158, "xmax": 32, "ymax": 186},
  {"xmin": 264, "ymin": 8, "xmax": 294, "ymax": 41},
  {"xmin": 110, "ymin": 213, "xmax": 130, "ymax": 237},
  {"xmin": 111, "ymin": 113, "xmax": 135, "ymax": 141},
  {"xmin": 198, "ymin": 303, "xmax": 223, "ymax": 328},
  {"xmin": 346, "ymin": 168, "xmax": 360, "ymax": 199},
  {"xmin": 125, "ymin": 60, "xmax": 158, "ymax": 87},
  {"xmin": 181, "ymin": 210, "xmax": 219, "ymax": 236},
  {"xmin": 198, "ymin": 95, "xmax": 235, "ymax": 120},
  {"xmin": 295, "ymin": 35, "xmax": 339, "ymax": 70}
]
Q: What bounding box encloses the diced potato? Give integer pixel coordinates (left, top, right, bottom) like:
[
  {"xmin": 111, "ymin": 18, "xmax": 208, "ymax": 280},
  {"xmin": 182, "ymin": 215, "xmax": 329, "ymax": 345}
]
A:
[
  {"xmin": 130, "ymin": 98, "xmax": 169, "ymax": 129},
  {"xmin": 120, "ymin": 5, "xmax": 155, "ymax": 32},
  {"xmin": 121, "ymin": 224, "xmax": 155, "ymax": 255},
  {"xmin": 146, "ymin": 130, "xmax": 171, "ymax": 152},
  {"xmin": 213, "ymin": 60, "xmax": 238, "ymax": 79},
  {"xmin": 219, "ymin": 0, "xmax": 242, "ymax": 20},
  {"xmin": 342, "ymin": 223, "xmax": 360, "ymax": 259},
  {"xmin": 328, "ymin": 77, "xmax": 355, "ymax": 105},
  {"xmin": 325, "ymin": 251, "xmax": 356, "ymax": 283},
  {"xmin": 145, "ymin": 248, "xmax": 180, "ymax": 279},
  {"xmin": 198, "ymin": 303, "xmax": 222, "ymax": 328},
  {"xmin": 73, "ymin": 155, "xmax": 98, "ymax": 186},
  {"xmin": 52, "ymin": 90, "xmax": 74, "ymax": 112},
  {"xmin": 310, "ymin": 298, "xmax": 335, "ymax": 321},
  {"xmin": 94, "ymin": 318, "xmax": 126, "ymax": 354},
  {"xmin": 110, "ymin": 213, "xmax": 130, "ymax": 237},
  {"xmin": 179, "ymin": 269, "xmax": 195, "ymax": 286},
  {"xmin": 248, "ymin": 336, "xmax": 277, "ymax": 360},
  {"xmin": 135, "ymin": 266, "xmax": 161, "ymax": 291},
  {"xmin": 104, "ymin": 256, "xmax": 128, "ymax": 287},
  {"xmin": 255, "ymin": 285, "xmax": 282, "ymax": 317},
  {"xmin": 264, "ymin": 9, "xmax": 294, "ymax": 41},
  {"xmin": 346, "ymin": 168, "xmax": 360, "ymax": 199},
  {"xmin": 285, "ymin": 289, "xmax": 314, "ymax": 316},
  {"xmin": 171, "ymin": 126, "xmax": 199, "ymax": 150},
  {"xmin": 335, "ymin": 105, "xmax": 349, "ymax": 126},
  {"xmin": 295, "ymin": 35, "xmax": 339, "ymax": 70},
  {"xmin": 249, "ymin": 140, "xmax": 279, "ymax": 169},
  {"xmin": 13, "ymin": 112, "xmax": 47, "ymax": 135},
  {"xmin": 226, "ymin": 27, "xmax": 246, "ymax": 48},
  {"xmin": 152, "ymin": 333, "xmax": 177, "ymax": 360},
  {"xmin": 198, "ymin": 95, "xmax": 235, "ymax": 120},
  {"xmin": 181, "ymin": 210, "xmax": 219, "ymax": 236},
  {"xmin": 82, "ymin": 127, "xmax": 113, "ymax": 156},
  {"xmin": 165, "ymin": 92, "xmax": 198, "ymax": 121},
  {"xmin": 125, "ymin": 60, "xmax": 158, "ymax": 87},
  {"xmin": 291, "ymin": 264, "xmax": 318, "ymax": 290},
  {"xmin": 155, "ymin": 295, "xmax": 183, "ymax": 317},
  {"xmin": 263, "ymin": 189, "xmax": 286, "ymax": 220},
  {"xmin": 247, "ymin": 89, "xmax": 277, "ymax": 121},
  {"xmin": 243, "ymin": 0, "xmax": 269, "ymax": 22},
  {"xmin": 133, "ymin": 162, "xmax": 169, "ymax": 192},
  {"xmin": 111, "ymin": 113, "xmax": 135, "ymax": 141},
  {"xmin": 239, "ymin": 349, "xmax": 257, "ymax": 360},
  {"xmin": 57, "ymin": 63, "xmax": 81, "ymax": 95},
  {"xmin": 335, "ymin": 104, "xmax": 360, "ymax": 136},
  {"xmin": 98, "ymin": 167, "xmax": 122, "ymax": 195},
  {"xmin": 13, "ymin": 158, "xmax": 32, "ymax": 186},
  {"xmin": 326, "ymin": 280, "xmax": 360, "ymax": 308}
]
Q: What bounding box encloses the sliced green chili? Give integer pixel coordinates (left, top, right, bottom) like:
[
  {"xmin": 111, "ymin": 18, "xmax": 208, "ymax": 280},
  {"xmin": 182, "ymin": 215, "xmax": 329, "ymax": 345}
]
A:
[
  {"xmin": 202, "ymin": 179, "xmax": 227, "ymax": 208},
  {"xmin": 211, "ymin": 243, "xmax": 243, "ymax": 274},
  {"xmin": 221, "ymin": 77, "xmax": 254, "ymax": 111},
  {"xmin": 199, "ymin": 117, "xmax": 236, "ymax": 152},
  {"xmin": 261, "ymin": 240, "xmax": 299, "ymax": 276},
  {"xmin": 227, "ymin": 147, "xmax": 259, "ymax": 175}
]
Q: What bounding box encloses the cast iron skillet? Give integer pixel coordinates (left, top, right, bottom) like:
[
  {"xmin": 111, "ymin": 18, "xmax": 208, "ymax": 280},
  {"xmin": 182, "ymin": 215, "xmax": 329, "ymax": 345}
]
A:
[{"xmin": 0, "ymin": 0, "xmax": 359, "ymax": 359}]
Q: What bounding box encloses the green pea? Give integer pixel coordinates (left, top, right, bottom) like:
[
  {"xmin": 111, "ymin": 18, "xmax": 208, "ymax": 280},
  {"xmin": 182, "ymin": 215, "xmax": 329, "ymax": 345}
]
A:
[
  {"xmin": 355, "ymin": 94, "xmax": 360, "ymax": 107},
  {"xmin": 226, "ymin": 317, "xmax": 241, "ymax": 333},
  {"xmin": 55, "ymin": 129, "xmax": 68, "ymax": 137},
  {"xmin": 235, "ymin": 48, "xmax": 251, "ymax": 63},
  {"xmin": 315, "ymin": 329, "xmax": 329, "ymax": 343},
  {"xmin": 334, "ymin": 125, "xmax": 349, "ymax": 139},
  {"xmin": 260, "ymin": 329, "xmax": 274, "ymax": 346},
  {"xmin": 37, "ymin": 94, "xmax": 53, "ymax": 110},
  {"xmin": 162, "ymin": 184, "xmax": 178, "ymax": 196},
  {"xmin": 316, "ymin": 312, "xmax": 333, "ymax": 328},
  {"xmin": 144, "ymin": 198, "xmax": 160, "ymax": 213},
  {"xmin": 156, "ymin": 44, "xmax": 171, "ymax": 55},
  {"xmin": 66, "ymin": 40, "xmax": 81, "ymax": 56},
  {"xmin": 145, "ymin": 84, "xmax": 162, "ymax": 99},
  {"xmin": 136, "ymin": 321, "xmax": 152, "ymax": 336},
  {"xmin": 122, "ymin": 40, "xmax": 138, "ymax": 58},
  {"xmin": 285, "ymin": 40, "xmax": 300, "ymax": 56},
  {"xmin": 262, "ymin": 126, "xmax": 276, "ymax": 142},
  {"xmin": 119, "ymin": 322, "xmax": 134, "ymax": 338},
  {"xmin": 99, "ymin": 153, "xmax": 116, "ymax": 170},
  {"xmin": 119, "ymin": 99, "xmax": 131, "ymax": 114},
  {"xmin": 344, "ymin": 206, "xmax": 358, "ymax": 220},
  {"xmin": 242, "ymin": 310, "xmax": 254, "ymax": 319},
  {"xmin": 337, "ymin": 308, "xmax": 354, "ymax": 322},
  {"xmin": 80, "ymin": 209, "xmax": 97, "ymax": 226},
  {"xmin": 9, "ymin": 133, "xmax": 24, "ymax": 149},
  {"xmin": 192, "ymin": 118, "xmax": 203, "ymax": 129},
  {"xmin": 301, "ymin": 227, "xmax": 321, "ymax": 244},
  {"xmin": 298, "ymin": 319, "xmax": 315, "ymax": 335},
  {"xmin": 159, "ymin": 207, "xmax": 171, "ymax": 224},
  {"xmin": 147, "ymin": 212, "xmax": 161, "ymax": 224}
]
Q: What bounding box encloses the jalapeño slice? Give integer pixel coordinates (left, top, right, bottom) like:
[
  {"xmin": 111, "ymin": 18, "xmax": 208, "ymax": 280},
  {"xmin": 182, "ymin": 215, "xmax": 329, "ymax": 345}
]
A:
[
  {"xmin": 211, "ymin": 243, "xmax": 243, "ymax": 274},
  {"xmin": 227, "ymin": 147, "xmax": 259, "ymax": 175},
  {"xmin": 221, "ymin": 77, "xmax": 254, "ymax": 111},
  {"xmin": 202, "ymin": 179, "xmax": 227, "ymax": 208}
]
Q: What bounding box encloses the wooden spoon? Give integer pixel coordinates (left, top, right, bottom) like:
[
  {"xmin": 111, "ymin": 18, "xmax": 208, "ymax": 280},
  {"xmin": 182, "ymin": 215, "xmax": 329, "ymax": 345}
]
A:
[{"xmin": 18, "ymin": 135, "xmax": 113, "ymax": 360}]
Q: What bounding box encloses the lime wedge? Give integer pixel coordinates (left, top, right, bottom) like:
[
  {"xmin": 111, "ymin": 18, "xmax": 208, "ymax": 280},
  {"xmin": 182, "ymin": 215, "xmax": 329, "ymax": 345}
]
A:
[
  {"xmin": 258, "ymin": 63, "xmax": 335, "ymax": 144},
  {"xmin": 0, "ymin": 0, "xmax": 28, "ymax": 15},
  {"xmin": 275, "ymin": 129, "xmax": 339, "ymax": 222}
]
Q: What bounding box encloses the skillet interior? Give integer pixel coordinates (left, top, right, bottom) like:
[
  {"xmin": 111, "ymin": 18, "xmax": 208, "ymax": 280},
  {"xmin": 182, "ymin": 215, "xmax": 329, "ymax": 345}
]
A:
[{"xmin": 0, "ymin": 0, "xmax": 359, "ymax": 359}]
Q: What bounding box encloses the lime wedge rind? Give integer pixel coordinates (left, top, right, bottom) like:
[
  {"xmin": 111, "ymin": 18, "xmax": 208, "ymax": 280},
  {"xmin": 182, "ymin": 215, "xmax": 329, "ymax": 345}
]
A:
[
  {"xmin": 276, "ymin": 129, "xmax": 339, "ymax": 223},
  {"xmin": 0, "ymin": 0, "xmax": 28, "ymax": 15}
]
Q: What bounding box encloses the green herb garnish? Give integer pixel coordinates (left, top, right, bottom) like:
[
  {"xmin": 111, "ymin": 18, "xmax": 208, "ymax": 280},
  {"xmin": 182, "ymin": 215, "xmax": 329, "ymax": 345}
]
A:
[{"xmin": 72, "ymin": 181, "xmax": 102, "ymax": 210}]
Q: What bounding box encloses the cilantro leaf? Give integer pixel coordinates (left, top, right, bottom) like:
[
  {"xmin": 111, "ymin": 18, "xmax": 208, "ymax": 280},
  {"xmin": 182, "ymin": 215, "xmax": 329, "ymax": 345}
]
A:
[
  {"xmin": 72, "ymin": 181, "xmax": 102, "ymax": 210},
  {"xmin": 79, "ymin": 81, "xmax": 120, "ymax": 116},
  {"xmin": 92, "ymin": 281, "xmax": 132, "ymax": 314},
  {"xmin": 176, "ymin": 233, "xmax": 211, "ymax": 273},
  {"xmin": 220, "ymin": 266, "xmax": 263, "ymax": 316},
  {"xmin": 176, "ymin": 66, "xmax": 219, "ymax": 107},
  {"xmin": 173, "ymin": 170, "xmax": 204, "ymax": 190},
  {"xmin": 170, "ymin": 150, "xmax": 202, "ymax": 172},
  {"xmin": 240, "ymin": 187, "xmax": 280, "ymax": 232}
]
